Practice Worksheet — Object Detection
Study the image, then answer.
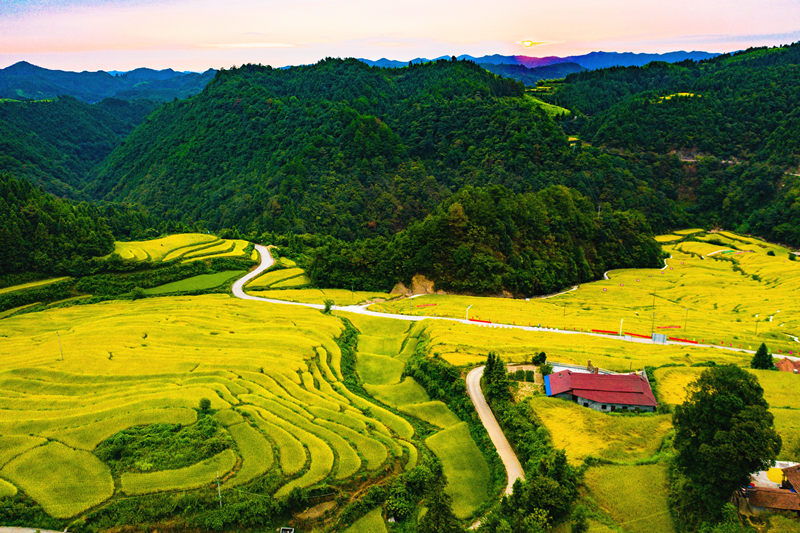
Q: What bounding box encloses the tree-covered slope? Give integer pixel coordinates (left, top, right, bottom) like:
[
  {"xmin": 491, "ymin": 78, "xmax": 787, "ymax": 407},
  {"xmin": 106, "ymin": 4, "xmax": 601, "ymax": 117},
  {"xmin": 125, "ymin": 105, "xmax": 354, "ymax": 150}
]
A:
[
  {"xmin": 0, "ymin": 97, "xmax": 157, "ymax": 197},
  {"xmin": 91, "ymin": 58, "xmax": 576, "ymax": 238},
  {"xmin": 549, "ymin": 42, "xmax": 800, "ymax": 165},
  {"xmin": 308, "ymin": 185, "xmax": 662, "ymax": 296},
  {"xmin": 0, "ymin": 175, "xmax": 114, "ymax": 275}
]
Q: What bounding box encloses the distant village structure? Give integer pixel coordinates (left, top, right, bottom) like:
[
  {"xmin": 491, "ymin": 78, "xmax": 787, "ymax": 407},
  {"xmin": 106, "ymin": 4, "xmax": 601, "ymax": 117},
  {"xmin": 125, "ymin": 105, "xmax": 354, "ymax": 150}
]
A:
[{"xmin": 544, "ymin": 368, "xmax": 658, "ymax": 412}]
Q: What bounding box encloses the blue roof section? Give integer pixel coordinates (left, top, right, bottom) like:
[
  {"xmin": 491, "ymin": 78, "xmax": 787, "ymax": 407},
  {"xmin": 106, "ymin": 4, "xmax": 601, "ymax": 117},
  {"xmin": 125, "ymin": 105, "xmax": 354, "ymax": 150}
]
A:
[{"xmin": 544, "ymin": 374, "xmax": 552, "ymax": 396}]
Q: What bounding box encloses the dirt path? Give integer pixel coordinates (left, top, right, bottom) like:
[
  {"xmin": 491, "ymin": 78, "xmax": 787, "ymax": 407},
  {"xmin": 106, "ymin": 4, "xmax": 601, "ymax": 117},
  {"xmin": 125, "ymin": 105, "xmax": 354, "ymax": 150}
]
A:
[{"xmin": 465, "ymin": 366, "xmax": 524, "ymax": 494}]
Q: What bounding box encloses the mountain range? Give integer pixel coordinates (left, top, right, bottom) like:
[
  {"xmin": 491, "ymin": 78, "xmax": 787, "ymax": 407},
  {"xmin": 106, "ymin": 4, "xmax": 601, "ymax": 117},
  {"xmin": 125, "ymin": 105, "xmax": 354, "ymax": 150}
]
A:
[
  {"xmin": 0, "ymin": 50, "xmax": 718, "ymax": 104},
  {"xmin": 358, "ymin": 50, "xmax": 718, "ymax": 70},
  {"xmin": 0, "ymin": 61, "xmax": 215, "ymax": 102}
]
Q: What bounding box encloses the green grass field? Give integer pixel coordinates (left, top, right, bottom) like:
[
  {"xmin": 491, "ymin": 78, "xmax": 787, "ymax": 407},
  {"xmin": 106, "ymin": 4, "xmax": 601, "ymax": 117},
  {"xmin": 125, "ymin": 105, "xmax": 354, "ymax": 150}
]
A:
[
  {"xmin": 583, "ymin": 463, "xmax": 674, "ymax": 533},
  {"xmin": 425, "ymin": 422, "xmax": 490, "ymax": 519},
  {"xmin": 529, "ymin": 396, "xmax": 671, "ymax": 464},
  {"xmin": 143, "ymin": 270, "xmax": 245, "ymax": 295}
]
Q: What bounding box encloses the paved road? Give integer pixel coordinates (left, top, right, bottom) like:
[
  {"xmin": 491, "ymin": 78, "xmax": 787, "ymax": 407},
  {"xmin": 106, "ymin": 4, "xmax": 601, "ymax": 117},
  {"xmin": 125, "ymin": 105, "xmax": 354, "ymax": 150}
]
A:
[
  {"xmin": 466, "ymin": 366, "xmax": 525, "ymax": 494},
  {"xmin": 0, "ymin": 527, "xmax": 66, "ymax": 533},
  {"xmin": 231, "ymin": 244, "xmax": 765, "ymax": 498}
]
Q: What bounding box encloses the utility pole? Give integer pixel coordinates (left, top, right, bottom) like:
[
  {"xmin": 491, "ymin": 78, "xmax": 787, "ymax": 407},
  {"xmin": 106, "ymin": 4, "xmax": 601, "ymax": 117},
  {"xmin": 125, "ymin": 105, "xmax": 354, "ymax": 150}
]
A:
[
  {"xmin": 755, "ymin": 319, "xmax": 759, "ymax": 336},
  {"xmin": 57, "ymin": 331, "xmax": 64, "ymax": 361},
  {"xmin": 466, "ymin": 305, "xmax": 473, "ymax": 321},
  {"xmin": 619, "ymin": 318, "xmax": 624, "ymax": 336},
  {"xmin": 650, "ymin": 291, "xmax": 657, "ymax": 337},
  {"xmin": 216, "ymin": 472, "xmax": 222, "ymax": 509},
  {"xmin": 684, "ymin": 308, "xmax": 689, "ymax": 332}
]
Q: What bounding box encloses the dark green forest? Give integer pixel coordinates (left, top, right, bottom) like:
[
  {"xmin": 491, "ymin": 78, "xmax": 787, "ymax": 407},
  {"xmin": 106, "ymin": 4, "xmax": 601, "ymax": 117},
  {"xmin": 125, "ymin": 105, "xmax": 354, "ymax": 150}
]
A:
[
  {"xmin": 309, "ymin": 185, "xmax": 661, "ymax": 296},
  {"xmin": 0, "ymin": 174, "xmax": 114, "ymax": 274},
  {"xmin": 2, "ymin": 45, "xmax": 800, "ymax": 293}
]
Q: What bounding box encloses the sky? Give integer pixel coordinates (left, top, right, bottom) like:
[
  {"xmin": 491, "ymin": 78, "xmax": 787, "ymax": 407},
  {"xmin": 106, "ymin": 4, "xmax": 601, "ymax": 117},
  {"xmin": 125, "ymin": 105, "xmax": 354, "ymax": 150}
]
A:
[{"xmin": 1, "ymin": 0, "xmax": 800, "ymax": 71}]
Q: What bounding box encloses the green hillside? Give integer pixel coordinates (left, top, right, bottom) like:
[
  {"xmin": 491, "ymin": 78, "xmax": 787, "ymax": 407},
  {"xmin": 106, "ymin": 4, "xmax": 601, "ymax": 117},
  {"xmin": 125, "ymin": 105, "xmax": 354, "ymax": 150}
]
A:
[
  {"xmin": 0, "ymin": 96, "xmax": 156, "ymax": 197},
  {"xmin": 543, "ymin": 42, "xmax": 800, "ymax": 245}
]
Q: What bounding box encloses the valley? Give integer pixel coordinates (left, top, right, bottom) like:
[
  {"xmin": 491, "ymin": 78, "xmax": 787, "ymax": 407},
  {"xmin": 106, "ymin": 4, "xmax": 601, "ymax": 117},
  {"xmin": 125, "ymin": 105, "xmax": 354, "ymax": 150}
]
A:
[{"xmin": 1, "ymin": 229, "xmax": 799, "ymax": 532}]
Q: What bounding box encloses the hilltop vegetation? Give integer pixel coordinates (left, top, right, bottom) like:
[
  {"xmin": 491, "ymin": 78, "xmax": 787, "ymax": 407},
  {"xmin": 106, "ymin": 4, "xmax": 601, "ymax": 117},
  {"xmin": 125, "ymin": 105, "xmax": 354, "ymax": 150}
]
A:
[{"xmin": 543, "ymin": 42, "xmax": 800, "ymax": 245}]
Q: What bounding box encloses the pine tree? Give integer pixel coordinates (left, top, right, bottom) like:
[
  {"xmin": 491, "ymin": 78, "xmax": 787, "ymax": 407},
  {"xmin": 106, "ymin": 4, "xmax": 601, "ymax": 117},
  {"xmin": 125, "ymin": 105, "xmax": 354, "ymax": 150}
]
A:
[{"xmin": 751, "ymin": 343, "xmax": 774, "ymax": 369}]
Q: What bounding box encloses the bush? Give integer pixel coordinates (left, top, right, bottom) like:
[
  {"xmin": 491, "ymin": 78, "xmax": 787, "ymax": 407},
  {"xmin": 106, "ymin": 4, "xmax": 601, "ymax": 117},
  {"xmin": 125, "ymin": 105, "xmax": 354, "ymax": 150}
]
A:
[
  {"xmin": 323, "ymin": 299, "xmax": 334, "ymax": 314},
  {"xmin": 767, "ymin": 250, "xmax": 775, "ymax": 256},
  {"xmin": 540, "ymin": 362, "xmax": 554, "ymax": 376},
  {"xmin": 199, "ymin": 398, "xmax": 211, "ymax": 412}
]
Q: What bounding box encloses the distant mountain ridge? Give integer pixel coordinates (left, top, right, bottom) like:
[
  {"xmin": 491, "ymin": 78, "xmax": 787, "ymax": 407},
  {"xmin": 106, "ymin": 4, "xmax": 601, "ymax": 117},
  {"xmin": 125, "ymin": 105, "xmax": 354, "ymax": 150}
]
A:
[
  {"xmin": 358, "ymin": 50, "xmax": 718, "ymax": 70},
  {"xmin": 0, "ymin": 61, "xmax": 216, "ymax": 102}
]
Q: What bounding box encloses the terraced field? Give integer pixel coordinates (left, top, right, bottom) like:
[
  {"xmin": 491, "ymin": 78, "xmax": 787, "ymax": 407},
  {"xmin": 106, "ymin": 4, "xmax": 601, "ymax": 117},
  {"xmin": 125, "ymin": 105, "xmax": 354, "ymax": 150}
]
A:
[
  {"xmin": 111, "ymin": 233, "xmax": 256, "ymax": 263},
  {"xmin": 346, "ymin": 314, "xmax": 490, "ymax": 518},
  {"xmin": 0, "ymin": 294, "xmax": 418, "ymax": 519},
  {"xmin": 369, "ymin": 230, "xmax": 800, "ymax": 357}
]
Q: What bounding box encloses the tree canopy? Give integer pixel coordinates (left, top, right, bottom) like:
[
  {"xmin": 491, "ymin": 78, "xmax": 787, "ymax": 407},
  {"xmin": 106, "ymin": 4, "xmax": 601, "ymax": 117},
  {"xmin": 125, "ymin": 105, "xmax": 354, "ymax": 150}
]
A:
[{"xmin": 672, "ymin": 365, "xmax": 781, "ymax": 521}]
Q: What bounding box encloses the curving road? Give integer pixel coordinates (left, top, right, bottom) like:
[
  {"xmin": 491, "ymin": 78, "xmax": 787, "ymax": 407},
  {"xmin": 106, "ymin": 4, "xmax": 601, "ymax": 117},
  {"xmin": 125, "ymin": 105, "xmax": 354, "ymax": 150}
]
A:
[
  {"xmin": 232, "ymin": 244, "xmax": 765, "ymax": 499},
  {"xmin": 235, "ymin": 245, "xmax": 759, "ymax": 356},
  {"xmin": 466, "ymin": 366, "xmax": 525, "ymax": 494}
]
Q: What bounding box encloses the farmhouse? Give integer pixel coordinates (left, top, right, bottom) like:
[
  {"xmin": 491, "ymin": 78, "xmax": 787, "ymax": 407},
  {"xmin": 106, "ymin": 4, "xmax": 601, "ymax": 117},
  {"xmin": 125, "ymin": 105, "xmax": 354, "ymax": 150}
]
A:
[
  {"xmin": 745, "ymin": 463, "xmax": 800, "ymax": 514},
  {"xmin": 544, "ymin": 369, "xmax": 657, "ymax": 412}
]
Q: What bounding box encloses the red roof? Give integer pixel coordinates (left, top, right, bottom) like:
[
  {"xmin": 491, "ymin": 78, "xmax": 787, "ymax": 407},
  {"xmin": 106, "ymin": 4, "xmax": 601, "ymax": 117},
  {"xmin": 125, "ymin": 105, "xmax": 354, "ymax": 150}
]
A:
[{"xmin": 546, "ymin": 370, "xmax": 657, "ymax": 407}]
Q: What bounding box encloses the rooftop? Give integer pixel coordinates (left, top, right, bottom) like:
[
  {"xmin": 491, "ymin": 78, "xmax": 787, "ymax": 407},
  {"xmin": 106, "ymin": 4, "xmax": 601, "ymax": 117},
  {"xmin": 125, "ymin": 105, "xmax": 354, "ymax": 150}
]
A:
[{"xmin": 544, "ymin": 369, "xmax": 657, "ymax": 407}]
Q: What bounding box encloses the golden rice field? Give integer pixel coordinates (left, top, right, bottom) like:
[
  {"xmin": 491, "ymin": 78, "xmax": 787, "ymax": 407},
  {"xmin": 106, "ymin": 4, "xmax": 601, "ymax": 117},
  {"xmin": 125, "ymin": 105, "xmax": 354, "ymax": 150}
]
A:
[
  {"xmin": 110, "ymin": 233, "xmax": 256, "ymax": 263},
  {"xmin": 528, "ymin": 396, "xmax": 672, "ymax": 465},
  {"xmin": 583, "ymin": 463, "xmax": 674, "ymax": 533},
  {"xmin": 369, "ymin": 230, "xmax": 800, "ymax": 356},
  {"xmin": 0, "ymin": 294, "xmax": 421, "ymax": 518},
  {"xmin": 653, "ymin": 365, "xmax": 800, "ymax": 459},
  {"xmin": 0, "ymin": 276, "xmax": 70, "ymax": 295},
  {"xmin": 419, "ymin": 319, "xmax": 750, "ymax": 370},
  {"xmin": 250, "ymin": 288, "xmax": 400, "ymax": 306}
]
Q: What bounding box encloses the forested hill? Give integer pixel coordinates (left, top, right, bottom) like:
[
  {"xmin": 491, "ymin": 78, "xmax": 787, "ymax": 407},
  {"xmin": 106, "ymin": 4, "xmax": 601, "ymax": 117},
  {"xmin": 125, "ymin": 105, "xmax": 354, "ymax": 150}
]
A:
[
  {"xmin": 548, "ymin": 42, "xmax": 800, "ymax": 165},
  {"xmin": 0, "ymin": 96, "xmax": 157, "ymax": 197},
  {"xmin": 0, "ymin": 61, "xmax": 215, "ymax": 103},
  {"xmin": 309, "ymin": 185, "xmax": 662, "ymax": 296},
  {"xmin": 0, "ymin": 175, "xmax": 114, "ymax": 274},
  {"xmin": 91, "ymin": 58, "xmax": 577, "ymax": 238},
  {"xmin": 537, "ymin": 42, "xmax": 800, "ymax": 246}
]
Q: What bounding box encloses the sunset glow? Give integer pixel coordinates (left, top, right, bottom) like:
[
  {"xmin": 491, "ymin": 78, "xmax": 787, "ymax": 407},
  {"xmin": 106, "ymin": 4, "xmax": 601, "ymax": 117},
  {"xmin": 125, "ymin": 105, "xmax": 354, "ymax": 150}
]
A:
[{"xmin": 1, "ymin": 0, "xmax": 800, "ymax": 70}]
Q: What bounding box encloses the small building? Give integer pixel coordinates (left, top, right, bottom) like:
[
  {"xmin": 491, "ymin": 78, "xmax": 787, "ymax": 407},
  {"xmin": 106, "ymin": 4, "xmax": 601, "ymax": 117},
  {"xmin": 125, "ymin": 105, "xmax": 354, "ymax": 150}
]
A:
[
  {"xmin": 745, "ymin": 463, "xmax": 800, "ymax": 514},
  {"xmin": 543, "ymin": 369, "xmax": 657, "ymax": 412}
]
